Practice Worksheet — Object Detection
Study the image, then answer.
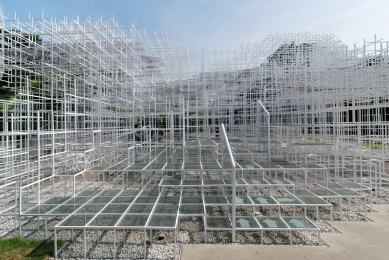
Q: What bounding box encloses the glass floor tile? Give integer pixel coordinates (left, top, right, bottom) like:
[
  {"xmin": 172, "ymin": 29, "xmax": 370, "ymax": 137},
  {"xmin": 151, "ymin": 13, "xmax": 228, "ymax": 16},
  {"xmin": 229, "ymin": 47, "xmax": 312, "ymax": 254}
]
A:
[
  {"xmin": 117, "ymin": 214, "xmax": 149, "ymax": 227},
  {"xmin": 182, "ymin": 180, "xmax": 202, "ymax": 185},
  {"xmin": 183, "ymin": 163, "xmax": 202, "ymax": 170},
  {"xmin": 283, "ymin": 217, "xmax": 317, "ymax": 229},
  {"xmin": 204, "ymin": 196, "xmax": 227, "ymax": 204},
  {"xmin": 89, "ymin": 165, "xmax": 108, "ymax": 171},
  {"xmin": 111, "ymin": 196, "xmax": 135, "ymax": 204},
  {"xmin": 127, "ymin": 204, "xmax": 154, "ymax": 213},
  {"xmin": 227, "ymin": 196, "xmax": 252, "ymax": 204},
  {"xmin": 224, "ymin": 179, "xmax": 246, "ymax": 185},
  {"xmin": 203, "ymin": 179, "xmax": 224, "ymax": 185},
  {"xmin": 119, "ymin": 190, "xmax": 140, "ymax": 196},
  {"xmin": 164, "ymin": 162, "xmax": 183, "ymax": 170},
  {"xmin": 309, "ymin": 189, "xmax": 339, "ymax": 197},
  {"xmin": 235, "ymin": 217, "xmax": 260, "ymax": 228},
  {"xmin": 41, "ymin": 197, "xmax": 71, "ymax": 205},
  {"xmin": 200, "ymin": 140, "xmax": 216, "ymax": 146},
  {"xmin": 249, "ymin": 196, "xmax": 277, "ymax": 205},
  {"xmin": 48, "ymin": 204, "xmax": 82, "ymax": 214},
  {"xmin": 161, "ymin": 179, "xmax": 181, "ymax": 185},
  {"xmin": 179, "ymin": 204, "xmax": 204, "ymax": 214},
  {"xmin": 76, "ymin": 204, "xmax": 106, "ymax": 214},
  {"xmin": 256, "ymin": 217, "xmax": 288, "ymax": 229},
  {"xmin": 79, "ymin": 190, "xmax": 102, "ymax": 196},
  {"xmin": 158, "ymin": 196, "xmax": 180, "ymax": 204},
  {"xmin": 89, "ymin": 196, "xmax": 114, "ymax": 204},
  {"xmin": 256, "ymin": 161, "xmax": 281, "ymax": 169},
  {"xmin": 106, "ymin": 164, "xmax": 128, "ymax": 171},
  {"xmin": 24, "ymin": 205, "xmax": 58, "ymax": 214},
  {"xmin": 102, "ymin": 204, "xmax": 129, "ymax": 213},
  {"xmin": 236, "ymin": 163, "xmax": 261, "ymax": 169},
  {"xmin": 134, "ymin": 196, "xmax": 158, "ymax": 204},
  {"xmin": 181, "ymin": 196, "xmax": 203, "ymax": 203},
  {"xmin": 58, "ymin": 214, "xmax": 94, "ymax": 227},
  {"xmin": 140, "ymin": 189, "xmax": 159, "ymax": 196},
  {"xmin": 88, "ymin": 214, "xmax": 122, "ymax": 226},
  {"xmin": 338, "ymin": 182, "xmax": 368, "ymax": 189},
  {"xmin": 201, "ymin": 163, "xmax": 221, "ymax": 170},
  {"xmin": 206, "ymin": 216, "xmax": 231, "ymax": 229},
  {"xmin": 148, "ymin": 214, "xmax": 177, "ymax": 228},
  {"xmin": 154, "ymin": 204, "xmax": 178, "ymax": 214},
  {"xmin": 299, "ymin": 164, "xmax": 324, "ymax": 169},
  {"xmin": 273, "ymin": 196, "xmax": 302, "ymax": 204}
]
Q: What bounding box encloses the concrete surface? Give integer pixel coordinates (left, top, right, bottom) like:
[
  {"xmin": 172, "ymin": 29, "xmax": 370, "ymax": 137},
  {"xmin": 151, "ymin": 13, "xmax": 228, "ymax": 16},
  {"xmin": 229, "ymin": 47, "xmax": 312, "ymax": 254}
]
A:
[{"xmin": 181, "ymin": 204, "xmax": 389, "ymax": 260}]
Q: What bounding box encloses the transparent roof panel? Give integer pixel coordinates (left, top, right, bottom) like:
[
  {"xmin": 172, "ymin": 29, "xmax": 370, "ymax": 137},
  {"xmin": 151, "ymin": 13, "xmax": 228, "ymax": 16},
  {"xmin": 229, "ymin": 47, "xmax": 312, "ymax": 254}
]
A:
[
  {"xmin": 102, "ymin": 204, "xmax": 129, "ymax": 213},
  {"xmin": 256, "ymin": 217, "xmax": 288, "ymax": 229},
  {"xmin": 88, "ymin": 214, "xmax": 122, "ymax": 226},
  {"xmin": 236, "ymin": 217, "xmax": 260, "ymax": 228},
  {"xmin": 206, "ymin": 216, "xmax": 231, "ymax": 229},
  {"xmin": 227, "ymin": 195, "xmax": 252, "ymax": 205},
  {"xmin": 117, "ymin": 214, "xmax": 149, "ymax": 227},
  {"xmin": 154, "ymin": 204, "xmax": 178, "ymax": 214},
  {"xmin": 283, "ymin": 217, "xmax": 317, "ymax": 229},
  {"xmin": 181, "ymin": 196, "xmax": 203, "ymax": 203},
  {"xmin": 127, "ymin": 204, "xmax": 154, "ymax": 213},
  {"xmin": 179, "ymin": 204, "xmax": 204, "ymax": 215},
  {"xmin": 58, "ymin": 214, "xmax": 94, "ymax": 227},
  {"xmin": 249, "ymin": 196, "xmax": 277, "ymax": 205},
  {"xmin": 148, "ymin": 214, "xmax": 177, "ymax": 228}
]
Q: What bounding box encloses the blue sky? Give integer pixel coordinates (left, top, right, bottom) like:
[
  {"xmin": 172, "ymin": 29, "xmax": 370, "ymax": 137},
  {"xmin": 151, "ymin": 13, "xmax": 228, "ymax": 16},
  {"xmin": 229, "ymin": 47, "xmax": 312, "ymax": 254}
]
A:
[{"xmin": 0, "ymin": 0, "xmax": 388, "ymax": 51}]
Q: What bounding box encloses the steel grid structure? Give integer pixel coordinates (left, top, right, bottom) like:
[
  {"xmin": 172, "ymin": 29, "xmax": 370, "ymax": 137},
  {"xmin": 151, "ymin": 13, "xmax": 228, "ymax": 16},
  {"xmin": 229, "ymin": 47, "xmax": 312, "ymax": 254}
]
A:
[{"xmin": 0, "ymin": 10, "xmax": 387, "ymax": 259}]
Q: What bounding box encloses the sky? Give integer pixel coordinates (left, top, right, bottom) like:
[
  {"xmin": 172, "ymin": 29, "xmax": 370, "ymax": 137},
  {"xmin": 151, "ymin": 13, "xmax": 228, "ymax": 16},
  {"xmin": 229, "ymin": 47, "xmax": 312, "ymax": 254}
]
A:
[{"xmin": 0, "ymin": 0, "xmax": 388, "ymax": 51}]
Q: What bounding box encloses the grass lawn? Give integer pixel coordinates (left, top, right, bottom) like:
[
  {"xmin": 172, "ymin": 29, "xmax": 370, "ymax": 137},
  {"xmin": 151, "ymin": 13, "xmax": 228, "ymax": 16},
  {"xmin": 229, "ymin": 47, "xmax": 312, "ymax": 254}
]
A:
[{"xmin": 0, "ymin": 236, "xmax": 64, "ymax": 260}]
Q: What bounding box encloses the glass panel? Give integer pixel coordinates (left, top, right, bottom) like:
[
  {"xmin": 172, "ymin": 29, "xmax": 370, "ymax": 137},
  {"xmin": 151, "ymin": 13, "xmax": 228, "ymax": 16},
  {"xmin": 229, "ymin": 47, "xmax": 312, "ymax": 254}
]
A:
[
  {"xmin": 256, "ymin": 217, "xmax": 288, "ymax": 229},
  {"xmin": 154, "ymin": 204, "xmax": 178, "ymax": 214},
  {"xmin": 127, "ymin": 204, "xmax": 154, "ymax": 213},
  {"xmin": 117, "ymin": 214, "xmax": 149, "ymax": 227},
  {"xmin": 256, "ymin": 161, "xmax": 281, "ymax": 169},
  {"xmin": 265, "ymin": 179, "xmax": 291, "ymax": 185},
  {"xmin": 140, "ymin": 189, "xmax": 159, "ymax": 196},
  {"xmin": 236, "ymin": 217, "xmax": 260, "ymax": 228},
  {"xmin": 77, "ymin": 190, "xmax": 102, "ymax": 196},
  {"xmin": 88, "ymin": 214, "xmax": 122, "ymax": 226},
  {"xmin": 89, "ymin": 197, "xmax": 114, "ymax": 204},
  {"xmin": 24, "ymin": 205, "xmax": 57, "ymax": 214},
  {"xmin": 299, "ymin": 164, "xmax": 324, "ymax": 169},
  {"xmin": 182, "ymin": 180, "xmax": 202, "ymax": 185},
  {"xmin": 273, "ymin": 196, "xmax": 302, "ymax": 204},
  {"xmin": 204, "ymin": 196, "xmax": 227, "ymax": 204},
  {"xmin": 119, "ymin": 190, "xmax": 140, "ymax": 196},
  {"xmin": 283, "ymin": 217, "xmax": 317, "ymax": 229},
  {"xmin": 111, "ymin": 196, "xmax": 135, "ymax": 204},
  {"xmin": 183, "ymin": 163, "xmax": 202, "ymax": 170},
  {"xmin": 58, "ymin": 214, "xmax": 94, "ymax": 227},
  {"xmin": 245, "ymin": 179, "xmax": 267, "ymax": 185},
  {"xmin": 181, "ymin": 196, "xmax": 203, "ymax": 203},
  {"xmin": 148, "ymin": 214, "xmax": 177, "ymax": 227},
  {"xmin": 309, "ymin": 189, "xmax": 338, "ymax": 197},
  {"xmin": 102, "ymin": 204, "xmax": 129, "ymax": 213},
  {"xmin": 161, "ymin": 179, "xmax": 181, "ymax": 186},
  {"xmin": 296, "ymin": 196, "xmax": 329, "ymax": 205},
  {"xmin": 100, "ymin": 190, "xmax": 121, "ymax": 196},
  {"xmin": 134, "ymin": 196, "xmax": 158, "ymax": 204},
  {"xmin": 329, "ymin": 188, "xmax": 364, "ymax": 197},
  {"xmin": 288, "ymin": 189, "xmax": 314, "ymax": 196},
  {"xmin": 203, "ymin": 180, "xmax": 224, "ymax": 185},
  {"xmin": 338, "ymin": 182, "xmax": 367, "ymax": 189},
  {"xmin": 48, "ymin": 204, "xmax": 82, "ymax": 214},
  {"xmin": 249, "ymin": 196, "xmax": 277, "ymax": 204},
  {"xmin": 64, "ymin": 197, "xmax": 93, "ymax": 204},
  {"xmin": 206, "ymin": 216, "xmax": 231, "ymax": 228},
  {"xmin": 158, "ymin": 196, "xmax": 180, "ymax": 204},
  {"xmin": 227, "ymin": 196, "xmax": 252, "ymax": 204},
  {"xmin": 179, "ymin": 204, "xmax": 204, "ymax": 214},
  {"xmin": 76, "ymin": 204, "xmax": 106, "ymax": 214},
  {"xmin": 41, "ymin": 197, "xmax": 71, "ymax": 205}
]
